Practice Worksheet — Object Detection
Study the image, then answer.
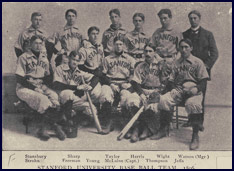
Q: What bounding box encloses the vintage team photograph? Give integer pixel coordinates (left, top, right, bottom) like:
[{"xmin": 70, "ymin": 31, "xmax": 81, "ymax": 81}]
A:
[{"xmin": 2, "ymin": 2, "xmax": 232, "ymax": 151}]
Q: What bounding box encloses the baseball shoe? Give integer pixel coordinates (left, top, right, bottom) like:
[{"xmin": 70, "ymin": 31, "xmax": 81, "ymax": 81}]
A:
[
  {"xmin": 124, "ymin": 131, "xmax": 132, "ymax": 139},
  {"xmin": 150, "ymin": 125, "xmax": 169, "ymax": 140},
  {"xmin": 130, "ymin": 127, "xmax": 139, "ymax": 143},
  {"xmin": 37, "ymin": 128, "xmax": 50, "ymax": 141},
  {"xmin": 101, "ymin": 120, "xmax": 114, "ymax": 135},
  {"xmin": 190, "ymin": 132, "xmax": 199, "ymax": 150},
  {"xmin": 139, "ymin": 127, "xmax": 151, "ymax": 140},
  {"xmin": 53, "ymin": 124, "xmax": 66, "ymax": 141}
]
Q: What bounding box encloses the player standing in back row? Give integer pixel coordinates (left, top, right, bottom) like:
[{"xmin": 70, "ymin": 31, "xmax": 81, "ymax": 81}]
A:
[
  {"xmin": 15, "ymin": 12, "xmax": 48, "ymax": 58},
  {"xmin": 151, "ymin": 9, "xmax": 183, "ymax": 64},
  {"xmin": 49, "ymin": 9, "xmax": 84, "ymax": 68},
  {"xmin": 102, "ymin": 8, "xmax": 127, "ymax": 57},
  {"xmin": 125, "ymin": 13, "xmax": 149, "ymax": 65}
]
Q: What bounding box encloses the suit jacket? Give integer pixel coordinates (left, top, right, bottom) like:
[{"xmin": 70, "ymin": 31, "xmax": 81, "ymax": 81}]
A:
[{"xmin": 183, "ymin": 27, "xmax": 219, "ymax": 80}]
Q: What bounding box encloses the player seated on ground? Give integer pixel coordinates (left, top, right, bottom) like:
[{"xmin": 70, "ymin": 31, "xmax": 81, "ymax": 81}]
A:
[
  {"xmin": 15, "ymin": 35, "xmax": 65, "ymax": 141},
  {"xmin": 78, "ymin": 26, "xmax": 105, "ymax": 81},
  {"xmin": 125, "ymin": 43, "xmax": 170, "ymax": 143},
  {"xmin": 53, "ymin": 51, "xmax": 103, "ymax": 137},
  {"xmin": 98, "ymin": 36, "xmax": 136, "ymax": 135},
  {"xmin": 151, "ymin": 39, "xmax": 208, "ymax": 150}
]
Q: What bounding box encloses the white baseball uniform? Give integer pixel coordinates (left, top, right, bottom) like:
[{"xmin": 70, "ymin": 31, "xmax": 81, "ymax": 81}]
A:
[
  {"xmin": 158, "ymin": 55, "xmax": 209, "ymax": 114},
  {"xmin": 102, "ymin": 24, "xmax": 127, "ymax": 56},
  {"xmin": 124, "ymin": 30, "xmax": 149, "ymax": 63},
  {"xmin": 150, "ymin": 27, "xmax": 183, "ymax": 63},
  {"xmin": 15, "ymin": 51, "xmax": 59, "ymax": 114},
  {"xmin": 52, "ymin": 24, "xmax": 84, "ymax": 53},
  {"xmin": 79, "ymin": 40, "xmax": 104, "ymax": 70},
  {"xmin": 53, "ymin": 64, "xmax": 102, "ymax": 116},
  {"xmin": 15, "ymin": 25, "xmax": 48, "ymax": 53},
  {"xmin": 99, "ymin": 52, "xmax": 136, "ymax": 107},
  {"xmin": 126, "ymin": 55, "xmax": 163, "ymax": 112}
]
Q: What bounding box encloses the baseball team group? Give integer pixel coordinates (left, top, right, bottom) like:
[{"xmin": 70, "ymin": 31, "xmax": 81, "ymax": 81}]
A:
[{"xmin": 14, "ymin": 7, "xmax": 218, "ymax": 150}]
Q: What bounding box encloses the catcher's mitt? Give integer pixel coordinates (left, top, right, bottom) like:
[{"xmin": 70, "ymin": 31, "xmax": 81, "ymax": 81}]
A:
[
  {"xmin": 158, "ymin": 60, "xmax": 173, "ymax": 85},
  {"xmin": 148, "ymin": 91, "xmax": 161, "ymax": 104}
]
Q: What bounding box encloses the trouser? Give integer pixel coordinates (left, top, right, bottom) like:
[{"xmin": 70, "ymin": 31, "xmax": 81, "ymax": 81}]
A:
[
  {"xmin": 159, "ymin": 88, "xmax": 204, "ymax": 115},
  {"xmin": 16, "ymin": 84, "xmax": 59, "ymax": 114},
  {"xmin": 59, "ymin": 83, "xmax": 102, "ymax": 117}
]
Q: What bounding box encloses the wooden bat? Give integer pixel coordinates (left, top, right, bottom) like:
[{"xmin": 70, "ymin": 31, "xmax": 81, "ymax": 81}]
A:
[
  {"xmin": 117, "ymin": 106, "xmax": 144, "ymax": 141},
  {"xmin": 81, "ymin": 76, "xmax": 103, "ymax": 133}
]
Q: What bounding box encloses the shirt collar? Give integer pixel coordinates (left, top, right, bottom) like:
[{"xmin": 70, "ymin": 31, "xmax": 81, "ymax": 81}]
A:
[
  {"xmin": 64, "ymin": 24, "xmax": 79, "ymax": 31},
  {"xmin": 132, "ymin": 29, "xmax": 145, "ymax": 36},
  {"xmin": 144, "ymin": 56, "xmax": 162, "ymax": 66},
  {"xmin": 26, "ymin": 50, "xmax": 44, "ymax": 60},
  {"xmin": 191, "ymin": 26, "xmax": 200, "ymax": 32},
  {"xmin": 28, "ymin": 25, "xmax": 43, "ymax": 33},
  {"xmin": 84, "ymin": 39, "xmax": 102, "ymax": 49},
  {"xmin": 161, "ymin": 26, "xmax": 173, "ymax": 31},
  {"xmin": 177, "ymin": 55, "xmax": 193, "ymax": 64}
]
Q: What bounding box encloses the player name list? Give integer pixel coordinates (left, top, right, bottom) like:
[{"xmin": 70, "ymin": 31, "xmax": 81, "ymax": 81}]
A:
[{"xmin": 3, "ymin": 151, "xmax": 232, "ymax": 169}]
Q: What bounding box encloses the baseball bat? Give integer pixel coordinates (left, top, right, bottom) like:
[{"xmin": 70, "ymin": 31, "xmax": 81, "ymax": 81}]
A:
[
  {"xmin": 81, "ymin": 76, "xmax": 103, "ymax": 133},
  {"xmin": 117, "ymin": 106, "xmax": 144, "ymax": 141}
]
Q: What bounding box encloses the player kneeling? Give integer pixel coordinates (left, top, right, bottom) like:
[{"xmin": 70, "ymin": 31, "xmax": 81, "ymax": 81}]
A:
[{"xmin": 53, "ymin": 51, "xmax": 102, "ymax": 138}]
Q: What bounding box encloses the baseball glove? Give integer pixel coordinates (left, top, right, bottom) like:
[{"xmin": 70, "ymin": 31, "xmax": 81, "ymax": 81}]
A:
[{"xmin": 148, "ymin": 91, "xmax": 161, "ymax": 104}]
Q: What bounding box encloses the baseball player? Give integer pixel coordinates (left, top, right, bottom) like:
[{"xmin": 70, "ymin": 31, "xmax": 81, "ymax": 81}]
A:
[
  {"xmin": 124, "ymin": 43, "xmax": 166, "ymax": 143},
  {"xmin": 15, "ymin": 35, "xmax": 65, "ymax": 141},
  {"xmin": 150, "ymin": 9, "xmax": 183, "ymax": 64},
  {"xmin": 98, "ymin": 36, "xmax": 136, "ymax": 134},
  {"xmin": 152, "ymin": 39, "xmax": 209, "ymax": 150},
  {"xmin": 102, "ymin": 8, "xmax": 127, "ymax": 57},
  {"xmin": 15, "ymin": 12, "xmax": 48, "ymax": 57},
  {"xmin": 53, "ymin": 50, "xmax": 102, "ymax": 136},
  {"xmin": 49, "ymin": 9, "xmax": 84, "ymax": 67},
  {"xmin": 183, "ymin": 10, "xmax": 219, "ymax": 127},
  {"xmin": 125, "ymin": 13, "xmax": 149, "ymax": 64},
  {"xmin": 78, "ymin": 26, "xmax": 105, "ymax": 79}
]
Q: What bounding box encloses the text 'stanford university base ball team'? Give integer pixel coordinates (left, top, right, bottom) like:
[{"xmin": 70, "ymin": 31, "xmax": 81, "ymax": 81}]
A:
[{"xmin": 14, "ymin": 8, "xmax": 218, "ymax": 150}]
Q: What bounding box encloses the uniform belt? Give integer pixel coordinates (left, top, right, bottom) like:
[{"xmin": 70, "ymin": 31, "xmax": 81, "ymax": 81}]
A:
[
  {"xmin": 109, "ymin": 77, "xmax": 128, "ymax": 81},
  {"xmin": 129, "ymin": 53, "xmax": 143, "ymax": 59},
  {"xmin": 160, "ymin": 55, "xmax": 173, "ymax": 58},
  {"xmin": 141, "ymin": 85, "xmax": 161, "ymax": 90}
]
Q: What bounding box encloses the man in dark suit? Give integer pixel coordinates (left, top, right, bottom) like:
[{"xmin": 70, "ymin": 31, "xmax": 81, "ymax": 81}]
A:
[
  {"xmin": 183, "ymin": 10, "xmax": 219, "ymax": 80},
  {"xmin": 183, "ymin": 10, "xmax": 219, "ymax": 131}
]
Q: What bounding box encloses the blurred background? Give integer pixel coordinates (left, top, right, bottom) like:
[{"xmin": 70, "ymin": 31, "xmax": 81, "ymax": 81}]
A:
[{"xmin": 2, "ymin": 2, "xmax": 232, "ymax": 110}]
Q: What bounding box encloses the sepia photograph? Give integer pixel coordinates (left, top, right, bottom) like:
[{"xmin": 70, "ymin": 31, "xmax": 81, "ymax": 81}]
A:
[{"xmin": 2, "ymin": 1, "xmax": 232, "ymax": 155}]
